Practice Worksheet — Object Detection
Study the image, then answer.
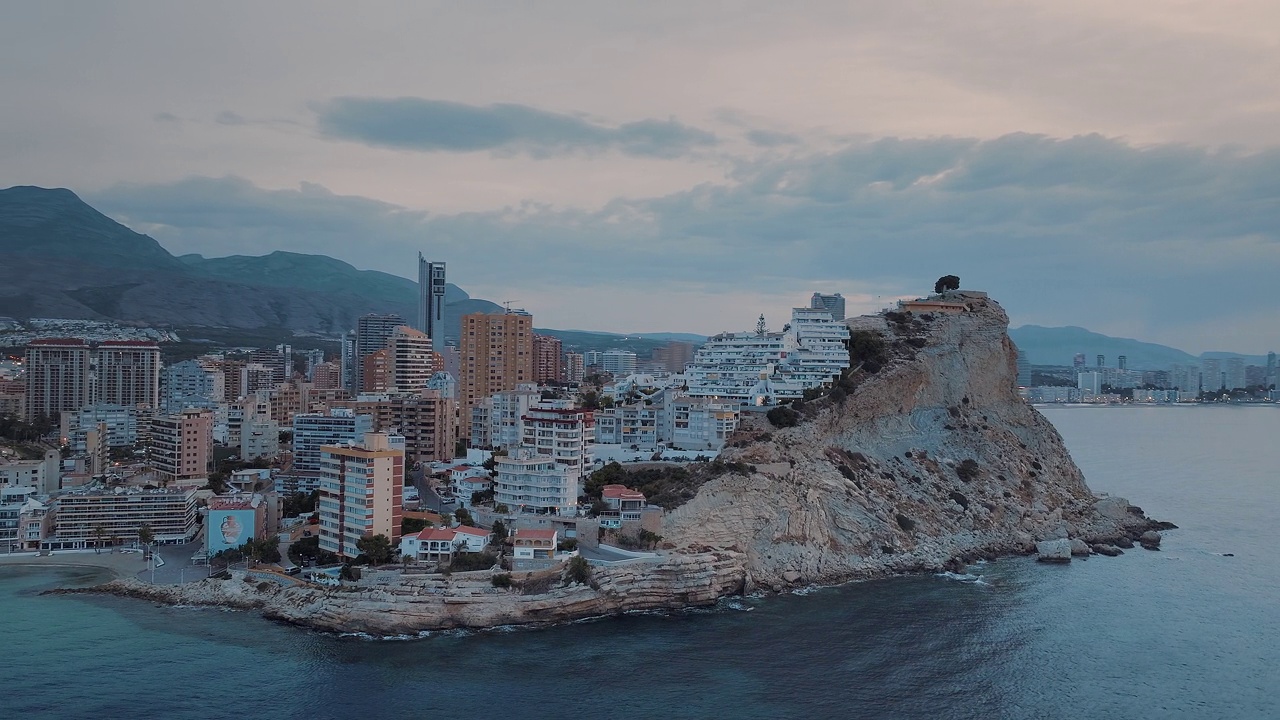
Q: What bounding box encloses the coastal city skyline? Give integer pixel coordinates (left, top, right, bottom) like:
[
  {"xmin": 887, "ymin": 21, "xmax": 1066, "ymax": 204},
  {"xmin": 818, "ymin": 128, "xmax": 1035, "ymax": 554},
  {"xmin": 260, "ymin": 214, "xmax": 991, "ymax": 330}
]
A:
[{"xmin": 4, "ymin": 4, "xmax": 1280, "ymax": 353}]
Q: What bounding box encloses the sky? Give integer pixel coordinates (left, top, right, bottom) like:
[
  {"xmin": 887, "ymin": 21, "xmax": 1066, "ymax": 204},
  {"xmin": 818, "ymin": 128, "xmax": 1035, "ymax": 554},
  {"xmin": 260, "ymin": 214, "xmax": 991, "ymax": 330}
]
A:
[{"xmin": 3, "ymin": 1, "xmax": 1279, "ymax": 353}]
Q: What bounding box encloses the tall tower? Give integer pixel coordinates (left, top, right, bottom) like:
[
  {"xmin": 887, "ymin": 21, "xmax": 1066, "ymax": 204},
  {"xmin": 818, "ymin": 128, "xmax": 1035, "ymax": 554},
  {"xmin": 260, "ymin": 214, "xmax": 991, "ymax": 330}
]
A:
[
  {"xmin": 459, "ymin": 310, "xmax": 534, "ymax": 440},
  {"xmin": 418, "ymin": 254, "xmax": 447, "ymax": 350},
  {"xmin": 1118, "ymin": 355, "xmax": 1128, "ymax": 371},
  {"xmin": 24, "ymin": 339, "xmax": 92, "ymax": 420}
]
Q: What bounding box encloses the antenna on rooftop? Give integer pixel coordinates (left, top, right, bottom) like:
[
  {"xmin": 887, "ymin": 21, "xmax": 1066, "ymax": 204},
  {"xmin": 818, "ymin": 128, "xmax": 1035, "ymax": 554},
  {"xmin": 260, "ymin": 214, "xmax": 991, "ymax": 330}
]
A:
[{"xmin": 503, "ymin": 300, "xmax": 519, "ymax": 313}]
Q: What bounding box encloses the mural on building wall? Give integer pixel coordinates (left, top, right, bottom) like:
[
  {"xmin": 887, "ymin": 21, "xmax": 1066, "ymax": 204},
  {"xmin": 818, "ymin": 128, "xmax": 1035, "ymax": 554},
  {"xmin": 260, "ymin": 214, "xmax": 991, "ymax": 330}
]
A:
[{"xmin": 207, "ymin": 508, "xmax": 256, "ymax": 553}]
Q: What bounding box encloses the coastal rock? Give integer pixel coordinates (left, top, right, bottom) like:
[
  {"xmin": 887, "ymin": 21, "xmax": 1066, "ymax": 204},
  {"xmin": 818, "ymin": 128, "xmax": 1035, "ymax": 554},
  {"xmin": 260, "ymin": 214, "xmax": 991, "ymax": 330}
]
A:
[
  {"xmin": 1140, "ymin": 531, "xmax": 1163, "ymax": 550},
  {"xmin": 1069, "ymin": 539, "xmax": 1092, "ymax": 557},
  {"xmin": 1036, "ymin": 539, "xmax": 1073, "ymax": 564},
  {"xmin": 782, "ymin": 570, "xmax": 802, "ymax": 584},
  {"xmin": 1114, "ymin": 536, "xmax": 1136, "ymax": 549},
  {"xmin": 1091, "ymin": 544, "xmax": 1123, "ymax": 557}
]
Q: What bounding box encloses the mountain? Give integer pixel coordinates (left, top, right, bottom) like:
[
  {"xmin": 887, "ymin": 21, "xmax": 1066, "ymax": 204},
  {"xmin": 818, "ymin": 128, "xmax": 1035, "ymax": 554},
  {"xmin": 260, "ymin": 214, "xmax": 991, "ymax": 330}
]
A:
[
  {"xmin": 0, "ymin": 185, "xmax": 499, "ymax": 337},
  {"xmin": 1009, "ymin": 325, "xmax": 1271, "ymax": 370}
]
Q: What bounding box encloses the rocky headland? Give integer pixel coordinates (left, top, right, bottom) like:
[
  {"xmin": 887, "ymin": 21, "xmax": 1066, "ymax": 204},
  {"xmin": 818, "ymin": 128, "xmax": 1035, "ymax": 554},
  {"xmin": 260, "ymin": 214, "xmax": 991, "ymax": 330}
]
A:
[{"xmin": 63, "ymin": 293, "xmax": 1168, "ymax": 635}]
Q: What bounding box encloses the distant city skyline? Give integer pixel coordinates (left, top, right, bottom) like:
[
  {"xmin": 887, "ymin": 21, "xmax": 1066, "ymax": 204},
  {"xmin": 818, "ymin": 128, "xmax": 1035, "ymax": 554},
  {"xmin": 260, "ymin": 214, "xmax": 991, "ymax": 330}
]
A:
[{"xmin": 3, "ymin": 4, "xmax": 1279, "ymax": 353}]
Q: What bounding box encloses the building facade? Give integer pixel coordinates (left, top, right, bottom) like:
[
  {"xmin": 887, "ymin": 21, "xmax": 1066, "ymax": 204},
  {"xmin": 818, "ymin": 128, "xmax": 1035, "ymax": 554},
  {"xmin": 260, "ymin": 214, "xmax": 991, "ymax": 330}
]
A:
[
  {"xmin": 417, "ymin": 256, "xmax": 447, "ymax": 350},
  {"xmin": 24, "ymin": 339, "xmax": 92, "ymax": 419},
  {"xmin": 317, "ymin": 433, "xmax": 404, "ymax": 559},
  {"xmin": 533, "ymin": 334, "xmax": 564, "ymax": 383},
  {"xmin": 459, "ymin": 311, "xmax": 534, "ymax": 439},
  {"xmin": 149, "ymin": 409, "xmax": 213, "ymax": 484},
  {"xmin": 494, "ymin": 448, "xmax": 576, "ymax": 515}
]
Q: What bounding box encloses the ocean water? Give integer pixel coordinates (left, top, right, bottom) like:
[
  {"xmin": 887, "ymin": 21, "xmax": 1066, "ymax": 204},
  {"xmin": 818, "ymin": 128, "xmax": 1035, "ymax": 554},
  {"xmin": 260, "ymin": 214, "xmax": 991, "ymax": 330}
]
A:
[{"xmin": 1, "ymin": 405, "xmax": 1277, "ymax": 719}]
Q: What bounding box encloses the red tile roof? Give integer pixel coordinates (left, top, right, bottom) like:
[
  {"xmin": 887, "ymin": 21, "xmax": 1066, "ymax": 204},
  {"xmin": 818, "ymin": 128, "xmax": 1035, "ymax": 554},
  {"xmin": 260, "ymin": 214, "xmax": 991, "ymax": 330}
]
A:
[
  {"xmin": 415, "ymin": 528, "xmax": 457, "ymax": 542},
  {"xmin": 602, "ymin": 484, "xmax": 645, "ymax": 501},
  {"xmin": 27, "ymin": 338, "xmax": 88, "ymax": 346}
]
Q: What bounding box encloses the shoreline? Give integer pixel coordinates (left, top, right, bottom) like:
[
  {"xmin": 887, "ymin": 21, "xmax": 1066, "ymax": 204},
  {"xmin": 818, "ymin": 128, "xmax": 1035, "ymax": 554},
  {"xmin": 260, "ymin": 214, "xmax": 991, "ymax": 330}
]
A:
[
  {"xmin": 0, "ymin": 550, "xmax": 145, "ymax": 581},
  {"xmin": 48, "ymin": 513, "xmax": 1168, "ymax": 638}
]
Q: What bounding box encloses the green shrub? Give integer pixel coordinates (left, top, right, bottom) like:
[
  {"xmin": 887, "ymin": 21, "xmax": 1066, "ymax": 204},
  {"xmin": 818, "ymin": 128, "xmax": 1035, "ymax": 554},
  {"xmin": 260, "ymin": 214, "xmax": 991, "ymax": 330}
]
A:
[
  {"xmin": 767, "ymin": 406, "xmax": 801, "ymax": 428},
  {"xmin": 956, "ymin": 459, "xmax": 980, "ymax": 482},
  {"xmin": 491, "ymin": 573, "xmax": 513, "ymax": 588},
  {"xmin": 564, "ymin": 556, "xmax": 592, "ymax": 586}
]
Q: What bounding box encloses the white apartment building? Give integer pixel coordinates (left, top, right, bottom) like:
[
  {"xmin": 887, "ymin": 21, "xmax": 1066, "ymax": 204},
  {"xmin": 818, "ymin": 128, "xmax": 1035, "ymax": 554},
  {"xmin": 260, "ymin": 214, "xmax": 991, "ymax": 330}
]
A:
[
  {"xmin": 494, "ymin": 447, "xmax": 576, "ymax": 515},
  {"xmin": 601, "ymin": 350, "xmax": 637, "ymax": 377},
  {"xmin": 469, "ymin": 383, "xmax": 541, "ymax": 450},
  {"xmin": 61, "ymin": 404, "xmax": 139, "ymax": 449},
  {"xmin": 47, "ymin": 484, "xmax": 199, "ymax": 548},
  {"xmin": 669, "ymin": 397, "xmax": 739, "ymax": 451},
  {"xmin": 161, "ymin": 359, "xmax": 224, "ymax": 414},
  {"xmin": 685, "ymin": 307, "xmax": 849, "ymax": 404},
  {"xmin": 291, "ymin": 409, "xmax": 374, "ymax": 474},
  {"xmin": 520, "ymin": 401, "xmax": 594, "ymax": 485}
]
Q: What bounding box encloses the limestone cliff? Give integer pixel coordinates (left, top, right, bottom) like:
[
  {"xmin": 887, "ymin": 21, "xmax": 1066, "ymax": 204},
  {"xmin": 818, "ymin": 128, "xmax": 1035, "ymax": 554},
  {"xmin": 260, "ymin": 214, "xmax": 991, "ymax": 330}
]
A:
[{"xmin": 662, "ymin": 294, "xmax": 1159, "ymax": 589}]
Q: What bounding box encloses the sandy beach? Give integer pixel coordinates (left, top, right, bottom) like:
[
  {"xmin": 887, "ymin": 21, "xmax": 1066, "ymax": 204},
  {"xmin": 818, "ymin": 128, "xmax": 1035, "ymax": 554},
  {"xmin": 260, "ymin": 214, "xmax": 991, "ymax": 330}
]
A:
[{"xmin": 0, "ymin": 550, "xmax": 149, "ymax": 579}]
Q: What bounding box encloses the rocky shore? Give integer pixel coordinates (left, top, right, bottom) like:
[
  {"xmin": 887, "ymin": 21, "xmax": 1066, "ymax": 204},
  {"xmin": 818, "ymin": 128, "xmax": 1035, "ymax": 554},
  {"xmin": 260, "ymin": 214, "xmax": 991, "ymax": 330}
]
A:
[{"xmin": 58, "ymin": 294, "xmax": 1169, "ymax": 635}]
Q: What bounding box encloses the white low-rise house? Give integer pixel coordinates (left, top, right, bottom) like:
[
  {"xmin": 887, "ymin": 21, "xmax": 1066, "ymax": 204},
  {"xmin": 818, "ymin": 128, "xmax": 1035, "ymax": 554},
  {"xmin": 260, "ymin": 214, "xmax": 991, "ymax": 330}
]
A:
[
  {"xmin": 399, "ymin": 525, "xmax": 493, "ymax": 561},
  {"xmin": 450, "ymin": 464, "xmax": 491, "ymax": 504},
  {"xmin": 512, "ymin": 528, "xmax": 557, "ymax": 560},
  {"xmin": 451, "ymin": 525, "xmax": 492, "ymax": 552}
]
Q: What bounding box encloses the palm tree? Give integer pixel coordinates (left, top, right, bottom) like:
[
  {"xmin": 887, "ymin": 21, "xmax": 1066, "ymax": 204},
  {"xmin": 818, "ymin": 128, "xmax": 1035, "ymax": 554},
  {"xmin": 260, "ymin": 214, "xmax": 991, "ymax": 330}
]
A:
[
  {"xmin": 92, "ymin": 525, "xmax": 106, "ymax": 554},
  {"xmin": 137, "ymin": 523, "xmax": 155, "ymax": 556}
]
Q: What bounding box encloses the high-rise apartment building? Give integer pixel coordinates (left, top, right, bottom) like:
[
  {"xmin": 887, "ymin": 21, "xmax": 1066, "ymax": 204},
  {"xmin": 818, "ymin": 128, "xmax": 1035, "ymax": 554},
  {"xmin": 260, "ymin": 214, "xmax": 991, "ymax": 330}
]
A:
[
  {"xmin": 354, "ymin": 392, "xmax": 456, "ymax": 464},
  {"xmin": 361, "ymin": 348, "xmax": 394, "ymax": 394},
  {"xmin": 520, "ymin": 401, "xmax": 594, "ymax": 485},
  {"xmin": 291, "ymin": 409, "xmax": 375, "ymax": 475},
  {"xmin": 459, "ymin": 311, "xmax": 533, "ymax": 439},
  {"xmin": 318, "ymin": 432, "xmax": 404, "ymax": 559},
  {"xmin": 149, "ymin": 408, "xmax": 213, "ymax": 484},
  {"xmin": 1223, "ymin": 358, "xmax": 1246, "ymax": 391},
  {"xmin": 565, "ymin": 352, "xmax": 585, "ymax": 383},
  {"xmin": 1016, "ymin": 350, "xmax": 1031, "ymax": 387},
  {"xmin": 418, "ymin": 255, "xmax": 447, "ymax": 350},
  {"xmin": 469, "ymin": 383, "xmax": 541, "ymax": 450},
  {"xmin": 161, "ymin": 359, "xmax": 224, "ymax": 414},
  {"xmin": 311, "ymin": 361, "xmax": 342, "ymax": 390},
  {"xmin": 810, "ymin": 292, "xmax": 846, "ymax": 321},
  {"xmin": 352, "ymin": 313, "xmax": 407, "ymax": 393},
  {"xmin": 601, "ymin": 350, "xmax": 637, "ymax": 377},
  {"xmin": 94, "ymin": 340, "xmax": 161, "ymax": 410},
  {"xmin": 387, "ymin": 325, "xmax": 439, "ymax": 394},
  {"xmin": 1201, "ymin": 359, "xmax": 1223, "ymax": 391},
  {"xmin": 23, "ymin": 339, "xmax": 92, "ymax": 419},
  {"xmin": 651, "ymin": 341, "xmax": 695, "ymax": 373},
  {"xmin": 532, "ymin": 334, "xmax": 564, "ymax": 383},
  {"xmin": 1096, "ymin": 355, "xmax": 1105, "ymax": 368},
  {"xmin": 1073, "ymin": 353, "xmax": 1086, "ymax": 369}
]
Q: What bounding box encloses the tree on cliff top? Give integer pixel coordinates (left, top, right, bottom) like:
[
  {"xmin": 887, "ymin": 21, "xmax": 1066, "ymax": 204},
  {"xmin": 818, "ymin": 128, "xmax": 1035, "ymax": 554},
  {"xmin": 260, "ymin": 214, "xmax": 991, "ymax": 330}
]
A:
[
  {"xmin": 356, "ymin": 534, "xmax": 393, "ymax": 566},
  {"xmin": 934, "ymin": 275, "xmax": 960, "ymax": 294}
]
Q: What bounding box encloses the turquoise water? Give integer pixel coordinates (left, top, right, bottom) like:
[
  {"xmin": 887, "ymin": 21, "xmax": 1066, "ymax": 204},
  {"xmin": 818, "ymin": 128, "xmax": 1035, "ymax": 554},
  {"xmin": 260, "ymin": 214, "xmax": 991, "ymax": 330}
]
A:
[{"xmin": 1, "ymin": 406, "xmax": 1277, "ymax": 719}]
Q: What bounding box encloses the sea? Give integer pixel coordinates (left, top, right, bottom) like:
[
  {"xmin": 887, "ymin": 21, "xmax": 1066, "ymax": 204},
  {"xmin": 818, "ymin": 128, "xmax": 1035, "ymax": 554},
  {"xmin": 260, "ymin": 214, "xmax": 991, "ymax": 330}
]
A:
[{"xmin": 1, "ymin": 405, "xmax": 1277, "ymax": 719}]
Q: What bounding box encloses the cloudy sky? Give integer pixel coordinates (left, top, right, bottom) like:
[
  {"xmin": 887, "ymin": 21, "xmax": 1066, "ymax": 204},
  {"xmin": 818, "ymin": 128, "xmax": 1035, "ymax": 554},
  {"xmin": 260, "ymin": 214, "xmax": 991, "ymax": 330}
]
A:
[{"xmin": 4, "ymin": 2, "xmax": 1279, "ymax": 352}]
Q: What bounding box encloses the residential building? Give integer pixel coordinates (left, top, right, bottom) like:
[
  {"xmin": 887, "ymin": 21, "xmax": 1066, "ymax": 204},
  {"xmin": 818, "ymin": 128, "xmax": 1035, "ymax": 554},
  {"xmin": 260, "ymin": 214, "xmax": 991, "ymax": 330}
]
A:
[
  {"xmin": 206, "ymin": 494, "xmax": 276, "ymax": 556},
  {"xmin": 669, "ymin": 397, "xmax": 739, "ymax": 451},
  {"xmin": 352, "ymin": 313, "xmax": 407, "ymax": 393},
  {"xmin": 1202, "ymin": 359, "xmax": 1223, "ymax": 391},
  {"xmin": 1077, "ymin": 371, "xmax": 1103, "ymax": 395},
  {"xmin": 1224, "ymin": 358, "xmax": 1246, "ymax": 391},
  {"xmin": 311, "ymin": 361, "xmax": 342, "ymax": 390},
  {"xmin": 469, "ymin": 383, "xmax": 541, "ymax": 450},
  {"xmin": 399, "ymin": 525, "xmax": 492, "ymax": 563},
  {"xmin": 0, "ymin": 488, "xmax": 49, "ymax": 552},
  {"xmin": 426, "ymin": 371, "xmax": 457, "ymax": 399},
  {"xmin": 161, "ymin": 359, "xmax": 224, "ymax": 413},
  {"xmin": 598, "ymin": 485, "xmax": 647, "ymax": 529},
  {"xmin": 240, "ymin": 415, "xmax": 280, "ymax": 461},
  {"xmin": 0, "ymin": 451, "xmax": 60, "ymax": 493},
  {"xmin": 594, "ymin": 403, "xmax": 660, "ymax": 449},
  {"xmin": 24, "ymin": 339, "xmax": 92, "ymax": 419},
  {"xmin": 451, "ymin": 466, "xmax": 492, "ymax": 507},
  {"xmin": 387, "ymin": 325, "xmax": 439, "ymax": 394},
  {"xmin": 511, "ymin": 527, "xmax": 557, "ymax": 561},
  {"xmin": 494, "ymin": 448, "xmax": 576, "ymax": 515},
  {"xmin": 361, "ymin": 348, "xmax": 394, "ymax": 393},
  {"xmin": 291, "ymin": 408, "xmax": 375, "ymax": 477},
  {"xmin": 459, "ymin": 311, "xmax": 534, "ymax": 439},
  {"xmin": 651, "ymin": 342, "xmax": 695, "ymax": 374},
  {"xmin": 149, "ymin": 409, "xmax": 213, "ymax": 484},
  {"xmin": 354, "ymin": 392, "xmax": 456, "ymax": 464},
  {"xmin": 47, "ymin": 484, "xmax": 199, "ymax": 549},
  {"xmin": 810, "ymin": 292, "xmax": 846, "ymax": 321},
  {"xmin": 685, "ymin": 306, "xmax": 850, "ymax": 404},
  {"xmin": 417, "ymin": 256, "xmax": 447, "ymax": 350},
  {"xmin": 317, "ymin": 432, "xmax": 404, "ymax": 559},
  {"xmin": 533, "ymin": 334, "xmax": 564, "ymax": 383},
  {"xmin": 601, "ymin": 350, "xmax": 637, "ymax": 377},
  {"xmin": 1016, "ymin": 350, "xmax": 1031, "ymax": 388},
  {"xmin": 94, "ymin": 340, "xmax": 161, "ymax": 410},
  {"xmin": 565, "ymin": 352, "xmax": 585, "ymax": 383},
  {"xmin": 61, "ymin": 404, "xmax": 138, "ymax": 448},
  {"xmin": 520, "ymin": 401, "xmax": 594, "ymax": 485}
]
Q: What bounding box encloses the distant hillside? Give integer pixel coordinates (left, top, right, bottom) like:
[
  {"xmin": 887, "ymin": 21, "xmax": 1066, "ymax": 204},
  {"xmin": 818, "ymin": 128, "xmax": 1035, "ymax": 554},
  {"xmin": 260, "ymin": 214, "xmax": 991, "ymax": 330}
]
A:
[
  {"xmin": 0, "ymin": 185, "xmax": 499, "ymax": 339},
  {"xmin": 1010, "ymin": 325, "xmax": 1269, "ymax": 370}
]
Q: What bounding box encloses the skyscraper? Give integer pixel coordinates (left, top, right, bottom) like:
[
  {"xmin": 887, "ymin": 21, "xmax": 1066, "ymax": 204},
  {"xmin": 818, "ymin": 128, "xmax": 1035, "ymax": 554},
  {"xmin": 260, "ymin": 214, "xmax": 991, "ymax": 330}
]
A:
[
  {"xmin": 24, "ymin": 339, "xmax": 92, "ymax": 419},
  {"xmin": 1073, "ymin": 353, "xmax": 1086, "ymax": 369},
  {"xmin": 1267, "ymin": 352, "xmax": 1277, "ymax": 388},
  {"xmin": 532, "ymin": 334, "xmax": 564, "ymax": 383},
  {"xmin": 318, "ymin": 432, "xmax": 404, "ymax": 559},
  {"xmin": 95, "ymin": 340, "xmax": 162, "ymax": 409},
  {"xmin": 1096, "ymin": 355, "xmax": 1105, "ymax": 368},
  {"xmin": 1117, "ymin": 355, "xmax": 1128, "ymax": 371},
  {"xmin": 352, "ymin": 313, "xmax": 406, "ymax": 393},
  {"xmin": 1016, "ymin": 350, "xmax": 1031, "ymax": 387},
  {"xmin": 810, "ymin": 293, "xmax": 846, "ymax": 321},
  {"xmin": 387, "ymin": 325, "xmax": 439, "ymax": 394},
  {"xmin": 460, "ymin": 310, "xmax": 534, "ymax": 440},
  {"xmin": 417, "ymin": 254, "xmax": 447, "ymax": 350}
]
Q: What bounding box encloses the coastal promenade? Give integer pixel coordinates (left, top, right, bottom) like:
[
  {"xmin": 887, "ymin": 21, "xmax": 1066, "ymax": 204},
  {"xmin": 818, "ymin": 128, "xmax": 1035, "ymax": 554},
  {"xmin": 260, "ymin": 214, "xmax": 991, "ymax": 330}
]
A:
[{"xmin": 0, "ymin": 549, "xmax": 147, "ymax": 578}]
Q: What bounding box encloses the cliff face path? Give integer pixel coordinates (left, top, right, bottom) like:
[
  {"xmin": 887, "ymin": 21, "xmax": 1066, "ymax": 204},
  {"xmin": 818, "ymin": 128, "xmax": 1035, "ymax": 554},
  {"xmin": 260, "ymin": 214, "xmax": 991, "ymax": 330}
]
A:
[{"xmin": 70, "ymin": 294, "xmax": 1162, "ymax": 634}]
